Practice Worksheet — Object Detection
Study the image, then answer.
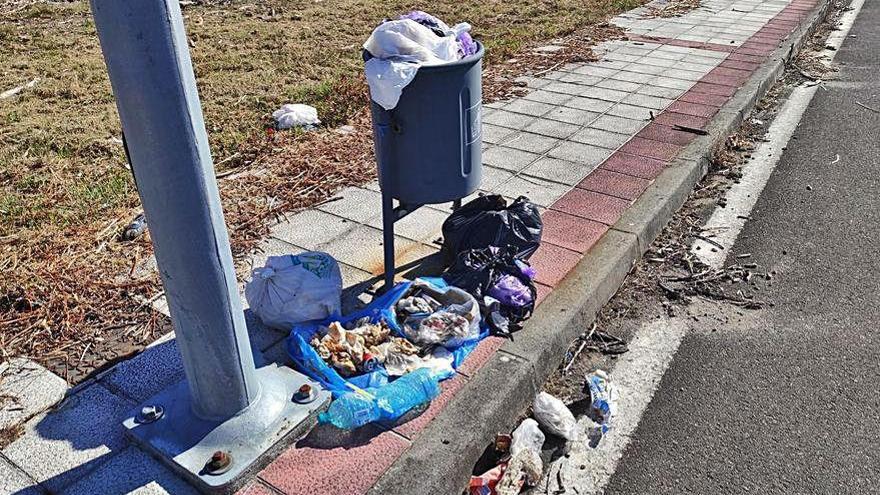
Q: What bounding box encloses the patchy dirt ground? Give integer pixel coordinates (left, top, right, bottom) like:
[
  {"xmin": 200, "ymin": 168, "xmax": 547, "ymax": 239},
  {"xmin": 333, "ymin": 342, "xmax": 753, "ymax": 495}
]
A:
[{"xmin": 1, "ymin": 0, "xmax": 651, "ymax": 381}]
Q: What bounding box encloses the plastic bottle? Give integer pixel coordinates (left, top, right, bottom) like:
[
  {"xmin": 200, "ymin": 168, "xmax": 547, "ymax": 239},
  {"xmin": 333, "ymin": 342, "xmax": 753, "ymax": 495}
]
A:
[
  {"xmin": 318, "ymin": 368, "xmax": 441, "ymax": 429},
  {"xmin": 586, "ymin": 369, "xmax": 614, "ymax": 433}
]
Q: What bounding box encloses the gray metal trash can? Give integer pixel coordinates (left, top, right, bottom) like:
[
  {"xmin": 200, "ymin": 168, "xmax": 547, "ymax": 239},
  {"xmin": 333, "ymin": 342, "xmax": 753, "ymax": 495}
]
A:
[
  {"xmin": 369, "ymin": 42, "xmax": 484, "ymax": 205},
  {"xmin": 366, "ymin": 42, "xmax": 485, "ymax": 289}
]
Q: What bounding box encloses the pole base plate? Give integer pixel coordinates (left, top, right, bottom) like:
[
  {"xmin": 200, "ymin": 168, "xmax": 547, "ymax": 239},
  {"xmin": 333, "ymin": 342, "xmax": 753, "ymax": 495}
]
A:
[{"xmin": 123, "ymin": 364, "xmax": 330, "ymax": 493}]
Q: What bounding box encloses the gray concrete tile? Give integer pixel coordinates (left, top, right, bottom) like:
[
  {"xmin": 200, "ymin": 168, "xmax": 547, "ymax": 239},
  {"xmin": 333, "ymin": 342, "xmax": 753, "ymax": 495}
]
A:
[
  {"xmin": 692, "ymin": 48, "xmax": 731, "ymax": 59},
  {"xmin": 513, "ymin": 76, "xmax": 551, "ymax": 89},
  {"xmin": 590, "ymin": 114, "xmax": 647, "ymax": 135},
  {"xmin": 603, "ymin": 52, "xmax": 640, "ymax": 63},
  {"xmin": 502, "ymin": 98, "xmax": 556, "ymax": 117},
  {"xmin": 99, "ymin": 333, "xmax": 185, "ymax": 404},
  {"xmin": 645, "ymin": 49, "xmax": 686, "ymax": 62},
  {"xmin": 610, "ymin": 70, "xmax": 655, "ymax": 84},
  {"xmin": 625, "ymin": 63, "xmax": 667, "ymax": 75},
  {"xmin": 482, "ymin": 109, "xmax": 535, "ymax": 130},
  {"xmin": 0, "ymin": 359, "xmax": 67, "ymax": 431},
  {"xmin": 636, "ymin": 84, "xmax": 686, "ymax": 99},
  {"xmin": 584, "ymin": 87, "xmax": 630, "ymax": 103},
  {"xmin": 58, "ymin": 446, "xmax": 197, "ymax": 495},
  {"xmin": 621, "ymin": 92, "xmax": 675, "ymax": 110},
  {"xmin": 538, "ymin": 70, "xmax": 566, "ymax": 81},
  {"xmin": 565, "ymin": 97, "xmax": 615, "ymax": 114},
  {"xmin": 524, "ymin": 118, "xmax": 581, "ymax": 140},
  {"xmin": 667, "ymin": 68, "xmax": 708, "ymax": 82},
  {"xmin": 482, "ymin": 123, "xmax": 518, "ymax": 145},
  {"xmin": 381, "ymin": 206, "xmax": 447, "ymax": 243},
  {"xmin": 0, "ymin": 458, "xmax": 42, "ymax": 495},
  {"xmin": 571, "ymin": 65, "xmax": 620, "ymax": 78},
  {"xmin": 544, "ymin": 106, "xmax": 600, "ymax": 126},
  {"xmin": 338, "ymin": 261, "xmax": 375, "ymax": 288},
  {"xmin": 316, "ymin": 186, "xmax": 381, "ymax": 223},
  {"xmin": 501, "ymin": 132, "xmax": 561, "ymax": 155},
  {"xmin": 520, "ymin": 158, "xmax": 597, "ymax": 186},
  {"xmin": 543, "ymin": 81, "xmax": 591, "ymax": 96},
  {"xmin": 651, "ymin": 76, "xmax": 696, "ymax": 90},
  {"xmin": 570, "ymin": 127, "xmax": 632, "ymax": 150},
  {"xmin": 595, "ymin": 78, "xmax": 642, "ymax": 93},
  {"xmin": 483, "ymin": 146, "xmax": 542, "ymax": 172},
  {"xmin": 477, "ymin": 165, "xmax": 516, "ymax": 191},
  {"xmin": 522, "ymin": 90, "xmax": 574, "ymax": 106},
  {"xmin": 547, "ymin": 141, "xmax": 612, "ymax": 168},
  {"xmin": 362, "ymin": 179, "xmax": 381, "ymax": 192},
  {"xmin": 606, "ymin": 103, "xmax": 654, "ymax": 121},
  {"xmin": 556, "ymin": 73, "xmax": 603, "ymax": 86},
  {"xmin": 270, "ymin": 208, "xmax": 354, "ymax": 251},
  {"xmin": 317, "ymin": 224, "xmax": 436, "ymax": 275},
  {"xmin": 615, "ymin": 47, "xmax": 655, "ymax": 58},
  {"xmin": 3, "ymin": 384, "xmax": 134, "ymax": 493},
  {"xmin": 494, "ymin": 175, "xmax": 571, "ymax": 208},
  {"xmin": 656, "ymin": 44, "xmax": 695, "ymax": 54}
]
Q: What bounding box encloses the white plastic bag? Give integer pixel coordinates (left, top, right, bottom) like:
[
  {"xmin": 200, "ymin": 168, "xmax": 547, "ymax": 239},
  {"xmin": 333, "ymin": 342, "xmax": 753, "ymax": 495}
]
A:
[
  {"xmin": 245, "ymin": 252, "xmax": 342, "ymax": 330},
  {"xmin": 533, "ymin": 392, "xmax": 579, "ymax": 443},
  {"xmin": 363, "ymin": 19, "xmax": 461, "ymax": 110},
  {"xmin": 499, "ymin": 419, "xmax": 544, "ymax": 495},
  {"xmin": 272, "ymin": 104, "xmax": 320, "ymax": 129},
  {"xmin": 510, "ymin": 418, "xmax": 545, "ymax": 456}
]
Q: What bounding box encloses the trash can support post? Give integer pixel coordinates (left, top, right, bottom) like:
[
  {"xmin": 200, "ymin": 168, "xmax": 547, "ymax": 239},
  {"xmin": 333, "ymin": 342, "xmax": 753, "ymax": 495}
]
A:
[
  {"xmin": 382, "ymin": 191, "xmax": 396, "ymax": 290},
  {"xmin": 380, "ymin": 193, "xmax": 433, "ymax": 291},
  {"xmin": 91, "ymin": 0, "xmax": 328, "ymax": 491}
]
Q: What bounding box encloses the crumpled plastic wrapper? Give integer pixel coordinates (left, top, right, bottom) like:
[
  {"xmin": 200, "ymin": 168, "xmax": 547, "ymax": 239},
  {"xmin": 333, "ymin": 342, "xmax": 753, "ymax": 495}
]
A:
[{"xmin": 404, "ymin": 310, "xmax": 471, "ymax": 346}]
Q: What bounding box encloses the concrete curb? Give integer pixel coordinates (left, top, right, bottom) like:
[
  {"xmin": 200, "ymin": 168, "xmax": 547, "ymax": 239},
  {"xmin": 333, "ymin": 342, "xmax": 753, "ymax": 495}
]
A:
[{"xmin": 368, "ymin": 1, "xmax": 833, "ymax": 493}]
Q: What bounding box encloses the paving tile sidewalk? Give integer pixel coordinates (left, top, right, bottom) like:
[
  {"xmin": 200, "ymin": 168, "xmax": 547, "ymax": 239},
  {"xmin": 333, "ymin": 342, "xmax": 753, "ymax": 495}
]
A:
[{"xmin": 0, "ymin": 0, "xmax": 822, "ymax": 492}]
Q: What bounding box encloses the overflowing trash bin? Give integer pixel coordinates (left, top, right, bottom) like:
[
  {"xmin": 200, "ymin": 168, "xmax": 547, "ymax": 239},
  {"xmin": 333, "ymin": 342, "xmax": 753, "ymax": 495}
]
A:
[{"xmin": 364, "ymin": 11, "xmax": 485, "ymax": 288}]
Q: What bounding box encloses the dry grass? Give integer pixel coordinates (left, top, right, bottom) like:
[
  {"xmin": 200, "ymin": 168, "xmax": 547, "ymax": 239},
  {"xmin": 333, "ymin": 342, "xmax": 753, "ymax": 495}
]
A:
[{"xmin": 1, "ymin": 0, "xmax": 646, "ymax": 380}]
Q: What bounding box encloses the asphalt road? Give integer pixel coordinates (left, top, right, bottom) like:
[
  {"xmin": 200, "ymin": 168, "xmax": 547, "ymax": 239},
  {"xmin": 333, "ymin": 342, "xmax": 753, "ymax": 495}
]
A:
[{"xmin": 602, "ymin": 2, "xmax": 880, "ymax": 493}]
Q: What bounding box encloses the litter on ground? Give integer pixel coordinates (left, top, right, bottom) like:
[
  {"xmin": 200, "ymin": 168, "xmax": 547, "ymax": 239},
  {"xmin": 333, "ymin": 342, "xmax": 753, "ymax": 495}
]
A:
[{"xmin": 272, "ymin": 103, "xmax": 321, "ymax": 129}]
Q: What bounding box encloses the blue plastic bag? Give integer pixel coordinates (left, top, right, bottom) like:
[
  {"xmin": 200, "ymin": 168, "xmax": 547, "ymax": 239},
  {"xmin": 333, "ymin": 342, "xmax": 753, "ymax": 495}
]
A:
[{"xmin": 287, "ymin": 277, "xmax": 488, "ymax": 398}]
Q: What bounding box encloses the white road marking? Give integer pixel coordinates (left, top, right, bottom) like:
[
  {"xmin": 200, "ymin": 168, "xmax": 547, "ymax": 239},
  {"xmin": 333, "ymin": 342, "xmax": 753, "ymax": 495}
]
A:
[
  {"xmin": 692, "ymin": 0, "xmax": 867, "ymax": 268},
  {"xmin": 538, "ymin": 318, "xmax": 688, "ymax": 494}
]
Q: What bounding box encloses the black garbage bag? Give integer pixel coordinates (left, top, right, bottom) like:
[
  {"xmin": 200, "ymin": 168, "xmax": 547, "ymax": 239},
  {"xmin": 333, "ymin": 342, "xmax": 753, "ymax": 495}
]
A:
[
  {"xmin": 443, "ymin": 246, "xmax": 537, "ymax": 338},
  {"xmin": 440, "ymin": 194, "xmax": 542, "ymax": 264}
]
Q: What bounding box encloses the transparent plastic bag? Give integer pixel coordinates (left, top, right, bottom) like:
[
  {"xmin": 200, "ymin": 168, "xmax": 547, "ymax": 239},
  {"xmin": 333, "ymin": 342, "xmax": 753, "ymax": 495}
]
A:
[
  {"xmin": 510, "ymin": 418, "xmax": 545, "ymax": 456},
  {"xmin": 532, "ymin": 392, "xmax": 579, "ymax": 443}
]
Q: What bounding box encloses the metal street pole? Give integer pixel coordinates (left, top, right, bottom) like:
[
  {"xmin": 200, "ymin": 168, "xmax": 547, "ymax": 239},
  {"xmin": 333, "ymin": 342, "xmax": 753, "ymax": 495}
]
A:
[{"xmin": 90, "ymin": 0, "xmax": 328, "ymax": 491}]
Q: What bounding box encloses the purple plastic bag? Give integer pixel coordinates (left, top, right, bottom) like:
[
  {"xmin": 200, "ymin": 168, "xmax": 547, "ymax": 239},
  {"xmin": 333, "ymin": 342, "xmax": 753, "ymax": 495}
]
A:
[
  {"xmin": 400, "ymin": 10, "xmax": 446, "ymax": 32},
  {"xmin": 400, "ymin": 10, "xmax": 478, "ymax": 58},
  {"xmin": 457, "ymin": 31, "xmax": 478, "ymax": 57},
  {"xmin": 516, "ymin": 259, "xmax": 536, "ymax": 280},
  {"xmin": 488, "ymin": 274, "xmax": 533, "ymax": 308}
]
